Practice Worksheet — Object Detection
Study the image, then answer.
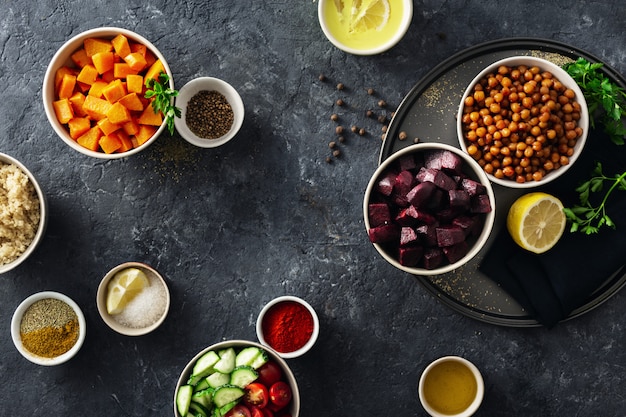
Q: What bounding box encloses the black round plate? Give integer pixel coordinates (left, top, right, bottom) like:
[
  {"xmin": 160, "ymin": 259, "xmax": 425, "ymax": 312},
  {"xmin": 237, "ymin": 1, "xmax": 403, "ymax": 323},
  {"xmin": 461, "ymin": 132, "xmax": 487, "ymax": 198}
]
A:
[{"xmin": 382, "ymin": 37, "xmax": 626, "ymax": 327}]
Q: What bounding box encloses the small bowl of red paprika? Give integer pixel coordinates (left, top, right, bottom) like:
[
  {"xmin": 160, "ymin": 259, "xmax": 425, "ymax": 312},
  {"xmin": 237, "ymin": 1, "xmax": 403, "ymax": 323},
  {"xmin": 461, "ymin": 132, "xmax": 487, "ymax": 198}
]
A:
[{"xmin": 256, "ymin": 295, "xmax": 319, "ymax": 359}]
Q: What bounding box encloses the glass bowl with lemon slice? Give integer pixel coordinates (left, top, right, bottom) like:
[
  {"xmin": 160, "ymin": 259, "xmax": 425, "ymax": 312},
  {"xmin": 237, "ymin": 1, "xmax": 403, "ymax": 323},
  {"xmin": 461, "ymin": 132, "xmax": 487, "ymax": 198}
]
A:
[
  {"xmin": 96, "ymin": 262, "xmax": 170, "ymax": 336},
  {"xmin": 318, "ymin": 0, "xmax": 413, "ymax": 55}
]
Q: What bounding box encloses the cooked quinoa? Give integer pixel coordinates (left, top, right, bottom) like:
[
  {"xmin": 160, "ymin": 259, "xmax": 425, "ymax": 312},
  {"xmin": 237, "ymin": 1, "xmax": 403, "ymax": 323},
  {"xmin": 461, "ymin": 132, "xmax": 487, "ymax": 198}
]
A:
[{"xmin": 0, "ymin": 162, "xmax": 40, "ymax": 266}]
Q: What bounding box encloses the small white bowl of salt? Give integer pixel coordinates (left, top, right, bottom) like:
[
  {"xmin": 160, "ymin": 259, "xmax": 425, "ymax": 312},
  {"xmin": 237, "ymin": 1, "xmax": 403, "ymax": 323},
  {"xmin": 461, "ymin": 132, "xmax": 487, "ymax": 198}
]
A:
[{"xmin": 96, "ymin": 262, "xmax": 170, "ymax": 336}]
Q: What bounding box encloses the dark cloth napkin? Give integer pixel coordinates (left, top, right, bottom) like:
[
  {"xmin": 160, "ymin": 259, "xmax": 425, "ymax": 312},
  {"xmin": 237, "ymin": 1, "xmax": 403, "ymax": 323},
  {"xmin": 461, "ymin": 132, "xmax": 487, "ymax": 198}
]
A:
[{"xmin": 480, "ymin": 129, "xmax": 626, "ymax": 327}]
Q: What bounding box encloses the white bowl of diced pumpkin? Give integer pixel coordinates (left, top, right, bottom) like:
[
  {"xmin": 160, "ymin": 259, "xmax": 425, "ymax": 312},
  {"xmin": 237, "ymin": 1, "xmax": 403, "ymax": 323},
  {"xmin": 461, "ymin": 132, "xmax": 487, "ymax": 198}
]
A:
[{"xmin": 42, "ymin": 27, "xmax": 175, "ymax": 159}]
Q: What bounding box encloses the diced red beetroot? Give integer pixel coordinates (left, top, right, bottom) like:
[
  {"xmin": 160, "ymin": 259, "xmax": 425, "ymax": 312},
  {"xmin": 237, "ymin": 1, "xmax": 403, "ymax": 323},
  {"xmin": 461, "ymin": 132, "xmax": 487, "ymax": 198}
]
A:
[
  {"xmin": 436, "ymin": 225, "xmax": 466, "ymax": 247},
  {"xmin": 416, "ymin": 168, "xmax": 457, "ymax": 191},
  {"xmin": 415, "ymin": 223, "xmax": 439, "ymax": 247},
  {"xmin": 376, "ymin": 171, "xmax": 396, "ymax": 196},
  {"xmin": 395, "ymin": 205, "xmax": 419, "ymax": 226},
  {"xmin": 470, "ymin": 194, "xmax": 493, "ymax": 213},
  {"xmin": 424, "ymin": 149, "xmax": 463, "ymax": 174},
  {"xmin": 443, "ymin": 241, "xmax": 469, "ymax": 264},
  {"xmin": 422, "ymin": 247, "xmax": 444, "ymax": 270},
  {"xmin": 406, "ymin": 181, "xmax": 437, "ymax": 208},
  {"xmin": 460, "ymin": 178, "xmax": 486, "ymax": 196},
  {"xmin": 368, "ymin": 224, "xmax": 400, "ymax": 243},
  {"xmin": 427, "ymin": 189, "xmax": 446, "ymax": 211},
  {"xmin": 368, "ymin": 203, "xmax": 391, "ymax": 227},
  {"xmin": 452, "ymin": 215, "xmax": 481, "ymax": 236},
  {"xmin": 396, "ymin": 154, "xmax": 420, "ymax": 172},
  {"xmin": 394, "ymin": 170, "xmax": 415, "ymax": 196},
  {"xmin": 435, "ymin": 207, "xmax": 463, "ymax": 223},
  {"xmin": 448, "ymin": 189, "xmax": 470, "ymax": 210},
  {"xmin": 399, "ymin": 245, "xmax": 423, "ymax": 267},
  {"xmin": 400, "ymin": 227, "xmax": 419, "ymax": 246}
]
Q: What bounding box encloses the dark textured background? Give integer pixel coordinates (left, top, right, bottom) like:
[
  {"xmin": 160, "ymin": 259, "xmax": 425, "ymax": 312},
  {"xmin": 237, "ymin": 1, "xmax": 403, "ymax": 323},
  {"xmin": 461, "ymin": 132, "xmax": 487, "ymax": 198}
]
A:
[{"xmin": 1, "ymin": 1, "xmax": 625, "ymax": 416}]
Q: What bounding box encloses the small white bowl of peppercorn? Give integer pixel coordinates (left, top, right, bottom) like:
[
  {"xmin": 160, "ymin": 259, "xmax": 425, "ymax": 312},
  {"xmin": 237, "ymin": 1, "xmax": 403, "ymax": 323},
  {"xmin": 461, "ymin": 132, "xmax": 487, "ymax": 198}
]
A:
[
  {"xmin": 174, "ymin": 77, "xmax": 244, "ymax": 148},
  {"xmin": 11, "ymin": 291, "xmax": 86, "ymax": 366},
  {"xmin": 457, "ymin": 55, "xmax": 589, "ymax": 188}
]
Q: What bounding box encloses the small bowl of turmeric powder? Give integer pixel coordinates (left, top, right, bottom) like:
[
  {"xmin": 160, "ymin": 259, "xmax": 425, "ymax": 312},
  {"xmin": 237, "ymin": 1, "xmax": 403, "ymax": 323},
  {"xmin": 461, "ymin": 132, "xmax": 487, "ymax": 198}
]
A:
[{"xmin": 11, "ymin": 291, "xmax": 86, "ymax": 366}]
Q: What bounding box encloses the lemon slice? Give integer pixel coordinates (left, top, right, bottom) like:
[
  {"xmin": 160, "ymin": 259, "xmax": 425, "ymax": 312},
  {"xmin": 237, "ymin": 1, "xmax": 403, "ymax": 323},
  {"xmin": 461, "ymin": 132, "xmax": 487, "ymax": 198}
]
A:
[
  {"xmin": 506, "ymin": 192, "xmax": 566, "ymax": 254},
  {"xmin": 349, "ymin": 0, "xmax": 390, "ymax": 33},
  {"xmin": 106, "ymin": 267, "xmax": 150, "ymax": 315}
]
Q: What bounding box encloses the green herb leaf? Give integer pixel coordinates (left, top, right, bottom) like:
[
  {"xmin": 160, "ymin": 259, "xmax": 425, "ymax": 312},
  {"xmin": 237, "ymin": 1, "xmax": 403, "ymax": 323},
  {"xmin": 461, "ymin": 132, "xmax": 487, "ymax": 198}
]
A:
[{"xmin": 144, "ymin": 72, "xmax": 181, "ymax": 135}]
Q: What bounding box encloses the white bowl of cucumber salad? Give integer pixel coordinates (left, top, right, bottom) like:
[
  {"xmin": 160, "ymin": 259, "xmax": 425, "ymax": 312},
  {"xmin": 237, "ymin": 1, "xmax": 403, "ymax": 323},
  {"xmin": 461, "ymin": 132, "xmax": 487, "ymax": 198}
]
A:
[{"xmin": 174, "ymin": 340, "xmax": 300, "ymax": 417}]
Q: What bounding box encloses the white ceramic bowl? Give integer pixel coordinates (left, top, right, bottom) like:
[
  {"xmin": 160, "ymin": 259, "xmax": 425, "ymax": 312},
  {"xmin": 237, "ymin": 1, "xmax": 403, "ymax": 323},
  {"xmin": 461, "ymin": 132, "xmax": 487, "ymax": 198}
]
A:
[
  {"xmin": 363, "ymin": 143, "xmax": 496, "ymax": 276},
  {"xmin": 318, "ymin": 0, "xmax": 413, "ymax": 55},
  {"xmin": 418, "ymin": 356, "xmax": 484, "ymax": 417},
  {"xmin": 457, "ymin": 55, "xmax": 589, "ymax": 188},
  {"xmin": 42, "ymin": 27, "xmax": 174, "ymax": 159},
  {"xmin": 173, "ymin": 340, "xmax": 300, "ymax": 417},
  {"xmin": 256, "ymin": 295, "xmax": 320, "ymax": 359},
  {"xmin": 96, "ymin": 262, "xmax": 170, "ymax": 336},
  {"xmin": 11, "ymin": 291, "xmax": 86, "ymax": 366},
  {"xmin": 174, "ymin": 77, "xmax": 244, "ymax": 148},
  {"xmin": 0, "ymin": 153, "xmax": 47, "ymax": 274}
]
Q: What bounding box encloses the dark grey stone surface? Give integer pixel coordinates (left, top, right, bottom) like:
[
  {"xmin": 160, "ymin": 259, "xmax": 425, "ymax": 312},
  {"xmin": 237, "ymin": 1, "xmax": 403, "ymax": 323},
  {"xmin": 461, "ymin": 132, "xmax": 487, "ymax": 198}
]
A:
[{"xmin": 0, "ymin": 0, "xmax": 625, "ymax": 416}]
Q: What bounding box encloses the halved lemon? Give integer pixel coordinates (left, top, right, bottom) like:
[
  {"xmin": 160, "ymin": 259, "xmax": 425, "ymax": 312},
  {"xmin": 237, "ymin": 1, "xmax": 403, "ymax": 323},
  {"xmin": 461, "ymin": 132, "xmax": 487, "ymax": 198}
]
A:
[
  {"xmin": 106, "ymin": 267, "xmax": 150, "ymax": 315},
  {"xmin": 506, "ymin": 192, "xmax": 566, "ymax": 254},
  {"xmin": 349, "ymin": 0, "xmax": 390, "ymax": 33}
]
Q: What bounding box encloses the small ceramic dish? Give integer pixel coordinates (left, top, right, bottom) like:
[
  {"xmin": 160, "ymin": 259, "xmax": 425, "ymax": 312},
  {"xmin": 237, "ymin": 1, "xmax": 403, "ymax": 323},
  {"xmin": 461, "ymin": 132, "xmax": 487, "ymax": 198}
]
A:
[
  {"xmin": 96, "ymin": 262, "xmax": 170, "ymax": 336},
  {"xmin": 318, "ymin": 0, "xmax": 413, "ymax": 55},
  {"xmin": 418, "ymin": 356, "xmax": 484, "ymax": 417},
  {"xmin": 457, "ymin": 55, "xmax": 589, "ymax": 188},
  {"xmin": 256, "ymin": 295, "xmax": 320, "ymax": 359},
  {"xmin": 0, "ymin": 152, "xmax": 48, "ymax": 274},
  {"xmin": 174, "ymin": 77, "xmax": 244, "ymax": 148},
  {"xmin": 11, "ymin": 291, "xmax": 86, "ymax": 366}
]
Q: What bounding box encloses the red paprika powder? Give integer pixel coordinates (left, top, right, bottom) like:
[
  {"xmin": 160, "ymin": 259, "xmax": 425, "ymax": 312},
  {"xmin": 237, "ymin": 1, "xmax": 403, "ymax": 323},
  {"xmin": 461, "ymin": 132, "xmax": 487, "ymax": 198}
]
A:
[{"xmin": 261, "ymin": 300, "xmax": 314, "ymax": 353}]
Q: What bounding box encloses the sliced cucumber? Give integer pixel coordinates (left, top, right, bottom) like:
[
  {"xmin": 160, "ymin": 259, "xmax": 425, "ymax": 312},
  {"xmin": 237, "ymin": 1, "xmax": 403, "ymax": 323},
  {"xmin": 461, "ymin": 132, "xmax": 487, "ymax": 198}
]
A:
[
  {"xmin": 249, "ymin": 350, "xmax": 269, "ymax": 369},
  {"xmin": 212, "ymin": 384, "xmax": 245, "ymax": 408},
  {"xmin": 213, "ymin": 347, "xmax": 236, "ymax": 374},
  {"xmin": 193, "ymin": 378, "xmax": 210, "ymax": 393},
  {"xmin": 230, "ymin": 365, "xmax": 258, "ymax": 388},
  {"xmin": 176, "ymin": 385, "xmax": 193, "ymax": 417},
  {"xmin": 234, "ymin": 346, "xmax": 262, "ymax": 367},
  {"xmin": 206, "ymin": 371, "xmax": 230, "ymax": 389},
  {"xmin": 188, "ymin": 401, "xmax": 209, "ymax": 417},
  {"xmin": 216, "ymin": 400, "xmax": 238, "ymax": 417},
  {"xmin": 189, "ymin": 350, "xmax": 220, "ymax": 384},
  {"xmin": 192, "ymin": 388, "xmax": 214, "ymax": 409}
]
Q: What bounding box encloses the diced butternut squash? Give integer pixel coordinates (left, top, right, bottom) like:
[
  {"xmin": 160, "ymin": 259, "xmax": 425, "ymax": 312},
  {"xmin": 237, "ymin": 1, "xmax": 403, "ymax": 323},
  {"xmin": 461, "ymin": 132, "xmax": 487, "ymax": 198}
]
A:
[
  {"xmin": 70, "ymin": 48, "xmax": 92, "ymax": 68},
  {"xmin": 129, "ymin": 42, "xmax": 147, "ymax": 57},
  {"xmin": 102, "ymin": 79, "xmax": 127, "ymax": 103},
  {"xmin": 76, "ymin": 64, "xmax": 99, "ymax": 85},
  {"xmin": 82, "ymin": 95, "xmax": 112, "ymax": 120},
  {"xmin": 97, "ymin": 118, "xmax": 121, "ymax": 136},
  {"xmin": 58, "ymin": 73, "xmax": 77, "ymax": 99},
  {"xmin": 88, "ymin": 80, "xmax": 108, "ymax": 98},
  {"xmin": 122, "ymin": 120, "xmax": 140, "ymax": 136},
  {"xmin": 111, "ymin": 34, "xmax": 131, "ymax": 60},
  {"xmin": 144, "ymin": 59, "xmax": 165, "ymax": 82},
  {"xmin": 117, "ymin": 93, "xmax": 143, "ymax": 111},
  {"xmin": 101, "ymin": 69, "xmax": 116, "ymax": 83},
  {"xmin": 55, "ymin": 66, "xmax": 76, "ymax": 91},
  {"xmin": 53, "ymin": 98, "xmax": 74, "ymax": 124},
  {"xmin": 126, "ymin": 74, "xmax": 144, "ymax": 94},
  {"xmin": 68, "ymin": 117, "xmax": 91, "ymax": 140},
  {"xmin": 133, "ymin": 124, "xmax": 156, "ymax": 147},
  {"xmin": 116, "ymin": 130, "xmax": 134, "ymax": 152},
  {"xmin": 77, "ymin": 126, "xmax": 103, "ymax": 151},
  {"xmin": 84, "ymin": 38, "xmax": 113, "ymax": 57},
  {"xmin": 99, "ymin": 133, "xmax": 122, "ymax": 154},
  {"xmin": 92, "ymin": 51, "xmax": 115, "ymax": 74},
  {"xmin": 68, "ymin": 92, "xmax": 88, "ymax": 117},
  {"xmin": 106, "ymin": 101, "xmax": 132, "ymax": 124},
  {"xmin": 137, "ymin": 101, "xmax": 162, "ymax": 126},
  {"xmin": 123, "ymin": 52, "xmax": 147, "ymax": 72},
  {"xmin": 113, "ymin": 63, "xmax": 138, "ymax": 79},
  {"xmin": 144, "ymin": 50, "xmax": 157, "ymax": 68}
]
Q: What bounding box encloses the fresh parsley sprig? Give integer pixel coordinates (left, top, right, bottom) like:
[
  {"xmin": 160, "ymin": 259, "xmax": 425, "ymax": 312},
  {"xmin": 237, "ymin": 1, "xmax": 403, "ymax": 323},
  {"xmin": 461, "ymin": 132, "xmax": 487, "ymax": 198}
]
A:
[
  {"xmin": 144, "ymin": 72, "xmax": 181, "ymax": 135},
  {"xmin": 563, "ymin": 58, "xmax": 626, "ymax": 145},
  {"xmin": 563, "ymin": 162, "xmax": 626, "ymax": 234}
]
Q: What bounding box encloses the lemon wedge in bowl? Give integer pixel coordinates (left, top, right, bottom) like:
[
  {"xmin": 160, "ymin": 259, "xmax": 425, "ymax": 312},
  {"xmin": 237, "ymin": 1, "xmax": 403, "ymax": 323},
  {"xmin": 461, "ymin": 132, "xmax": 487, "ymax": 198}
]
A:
[
  {"xmin": 106, "ymin": 267, "xmax": 150, "ymax": 315},
  {"xmin": 349, "ymin": 0, "xmax": 390, "ymax": 33},
  {"xmin": 507, "ymin": 192, "xmax": 566, "ymax": 254}
]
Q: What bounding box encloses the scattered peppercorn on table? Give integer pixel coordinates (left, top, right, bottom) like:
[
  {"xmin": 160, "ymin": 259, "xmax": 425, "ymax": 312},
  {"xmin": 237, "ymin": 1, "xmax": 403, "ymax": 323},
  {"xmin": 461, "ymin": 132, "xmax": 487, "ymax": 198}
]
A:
[{"xmin": 1, "ymin": 1, "xmax": 625, "ymax": 416}]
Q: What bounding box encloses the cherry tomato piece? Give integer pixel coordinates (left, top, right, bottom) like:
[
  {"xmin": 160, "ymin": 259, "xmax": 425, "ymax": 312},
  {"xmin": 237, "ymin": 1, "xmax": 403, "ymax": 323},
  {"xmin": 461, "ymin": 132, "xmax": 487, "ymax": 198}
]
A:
[
  {"xmin": 225, "ymin": 404, "xmax": 252, "ymax": 417},
  {"xmin": 249, "ymin": 405, "xmax": 265, "ymax": 417},
  {"xmin": 244, "ymin": 382, "xmax": 269, "ymax": 408},
  {"xmin": 269, "ymin": 381, "xmax": 292, "ymax": 409},
  {"xmin": 256, "ymin": 361, "xmax": 283, "ymax": 387},
  {"xmin": 261, "ymin": 408, "xmax": 275, "ymax": 417}
]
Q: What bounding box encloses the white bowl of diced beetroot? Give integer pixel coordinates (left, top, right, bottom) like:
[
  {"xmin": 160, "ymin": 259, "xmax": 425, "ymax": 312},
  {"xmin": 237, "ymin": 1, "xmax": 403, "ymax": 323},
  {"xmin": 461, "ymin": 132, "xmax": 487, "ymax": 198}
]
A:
[{"xmin": 363, "ymin": 143, "xmax": 496, "ymax": 276}]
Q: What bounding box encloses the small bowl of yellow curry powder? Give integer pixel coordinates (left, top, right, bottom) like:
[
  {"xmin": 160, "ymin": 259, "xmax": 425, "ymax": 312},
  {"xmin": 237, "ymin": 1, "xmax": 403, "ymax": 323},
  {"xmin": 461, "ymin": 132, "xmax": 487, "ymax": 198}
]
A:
[{"xmin": 11, "ymin": 291, "xmax": 86, "ymax": 366}]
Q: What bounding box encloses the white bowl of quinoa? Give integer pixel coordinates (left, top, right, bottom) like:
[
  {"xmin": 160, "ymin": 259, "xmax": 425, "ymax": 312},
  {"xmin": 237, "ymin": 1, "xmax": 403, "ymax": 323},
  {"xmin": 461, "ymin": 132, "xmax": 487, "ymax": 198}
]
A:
[
  {"xmin": 11, "ymin": 291, "xmax": 86, "ymax": 366},
  {"xmin": 0, "ymin": 153, "xmax": 47, "ymax": 274},
  {"xmin": 174, "ymin": 77, "xmax": 244, "ymax": 148}
]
